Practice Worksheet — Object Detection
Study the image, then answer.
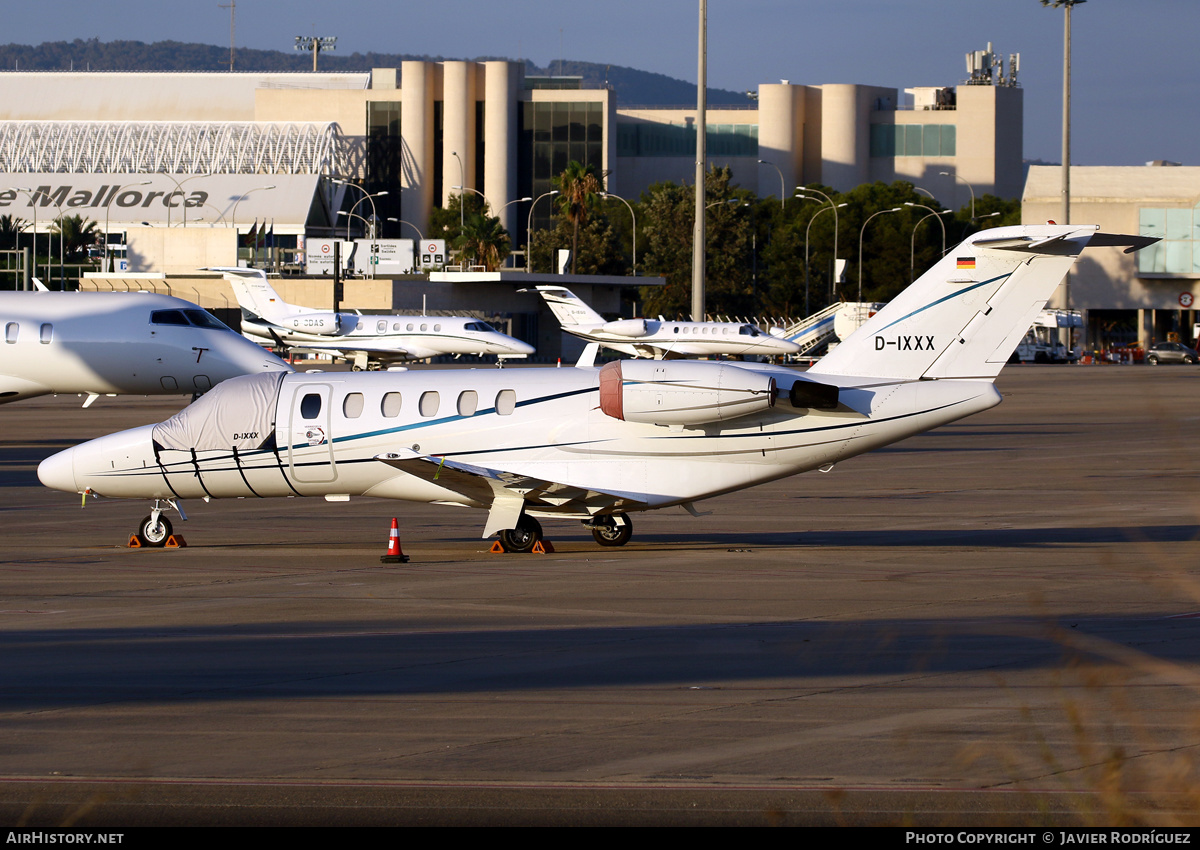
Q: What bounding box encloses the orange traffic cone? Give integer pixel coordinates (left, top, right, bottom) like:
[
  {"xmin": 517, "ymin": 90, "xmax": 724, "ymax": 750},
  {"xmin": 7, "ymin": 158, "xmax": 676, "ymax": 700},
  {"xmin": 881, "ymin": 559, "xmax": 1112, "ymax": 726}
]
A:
[{"xmin": 380, "ymin": 517, "xmax": 410, "ymax": 563}]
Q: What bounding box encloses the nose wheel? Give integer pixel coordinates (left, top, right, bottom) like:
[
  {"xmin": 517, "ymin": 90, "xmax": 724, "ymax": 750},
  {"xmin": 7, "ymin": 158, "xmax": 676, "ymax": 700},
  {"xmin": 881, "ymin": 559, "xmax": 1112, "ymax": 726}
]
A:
[
  {"xmin": 589, "ymin": 514, "xmax": 632, "ymax": 547},
  {"xmin": 137, "ymin": 513, "xmax": 174, "ymax": 547},
  {"xmin": 135, "ymin": 499, "xmax": 187, "ymax": 547}
]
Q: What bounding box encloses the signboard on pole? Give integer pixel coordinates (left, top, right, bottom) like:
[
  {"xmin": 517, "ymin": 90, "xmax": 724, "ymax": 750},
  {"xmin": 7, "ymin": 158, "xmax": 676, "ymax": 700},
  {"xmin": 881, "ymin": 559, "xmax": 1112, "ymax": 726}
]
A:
[
  {"xmin": 417, "ymin": 240, "xmax": 446, "ymax": 270},
  {"xmin": 305, "ymin": 239, "xmax": 355, "ymax": 275},
  {"xmin": 353, "ymin": 239, "xmax": 415, "ymax": 274}
]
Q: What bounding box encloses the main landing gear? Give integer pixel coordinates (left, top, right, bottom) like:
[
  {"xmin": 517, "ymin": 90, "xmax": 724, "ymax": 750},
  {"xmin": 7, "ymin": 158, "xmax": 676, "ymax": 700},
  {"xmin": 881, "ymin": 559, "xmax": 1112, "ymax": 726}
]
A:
[
  {"xmin": 585, "ymin": 513, "xmax": 633, "ymax": 547},
  {"xmin": 496, "ymin": 514, "xmax": 544, "ymax": 553},
  {"xmin": 136, "ymin": 499, "xmax": 187, "ymax": 547},
  {"xmin": 494, "ymin": 512, "xmax": 635, "ymax": 551}
]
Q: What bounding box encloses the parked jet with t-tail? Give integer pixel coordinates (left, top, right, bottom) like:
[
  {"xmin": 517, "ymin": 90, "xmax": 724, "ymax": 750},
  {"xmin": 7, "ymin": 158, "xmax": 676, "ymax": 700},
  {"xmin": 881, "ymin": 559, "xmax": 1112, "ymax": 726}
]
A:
[
  {"xmin": 526, "ymin": 285, "xmax": 803, "ymax": 360},
  {"xmin": 0, "ymin": 289, "xmax": 290, "ymax": 406},
  {"xmin": 40, "ymin": 225, "xmax": 1154, "ymax": 548},
  {"xmin": 222, "ymin": 268, "xmax": 535, "ymax": 369}
]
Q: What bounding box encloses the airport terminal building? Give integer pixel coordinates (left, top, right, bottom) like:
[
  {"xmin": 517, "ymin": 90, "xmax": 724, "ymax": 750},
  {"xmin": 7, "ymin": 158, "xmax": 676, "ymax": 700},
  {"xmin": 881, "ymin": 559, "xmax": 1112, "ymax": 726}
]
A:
[{"xmin": 0, "ymin": 56, "xmax": 1022, "ymax": 274}]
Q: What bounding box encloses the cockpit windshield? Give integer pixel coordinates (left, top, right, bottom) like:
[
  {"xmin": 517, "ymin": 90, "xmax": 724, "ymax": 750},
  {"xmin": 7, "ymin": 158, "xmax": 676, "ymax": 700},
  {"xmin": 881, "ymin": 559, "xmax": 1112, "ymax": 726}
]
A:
[
  {"xmin": 464, "ymin": 321, "xmax": 496, "ymax": 332},
  {"xmin": 152, "ymin": 371, "xmax": 285, "ymax": 452},
  {"xmin": 738, "ymin": 325, "xmax": 763, "ymax": 337},
  {"xmin": 150, "ymin": 309, "xmax": 233, "ymax": 332}
]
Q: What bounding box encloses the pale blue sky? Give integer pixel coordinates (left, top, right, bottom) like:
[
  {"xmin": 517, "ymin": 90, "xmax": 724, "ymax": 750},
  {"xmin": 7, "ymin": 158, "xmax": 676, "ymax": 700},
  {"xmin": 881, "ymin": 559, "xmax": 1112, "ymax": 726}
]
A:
[{"xmin": 4, "ymin": 1, "xmax": 1194, "ymax": 166}]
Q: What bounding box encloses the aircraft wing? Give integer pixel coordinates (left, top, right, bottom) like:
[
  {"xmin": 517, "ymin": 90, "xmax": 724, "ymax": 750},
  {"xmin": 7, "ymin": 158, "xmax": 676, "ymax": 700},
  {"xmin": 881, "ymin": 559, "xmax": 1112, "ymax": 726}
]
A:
[{"xmin": 375, "ymin": 449, "xmax": 650, "ymax": 537}]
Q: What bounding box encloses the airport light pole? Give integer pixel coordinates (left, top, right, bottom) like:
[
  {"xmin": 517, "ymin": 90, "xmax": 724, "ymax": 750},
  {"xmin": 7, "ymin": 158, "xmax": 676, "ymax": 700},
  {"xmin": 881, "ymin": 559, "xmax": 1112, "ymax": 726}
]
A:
[
  {"xmin": 453, "ymin": 185, "xmax": 491, "ymax": 217},
  {"xmin": 13, "ymin": 187, "xmax": 44, "ymax": 285},
  {"xmin": 795, "ymin": 186, "xmax": 843, "ymax": 301},
  {"xmin": 295, "ymin": 35, "xmax": 336, "ymax": 72},
  {"xmin": 103, "ymin": 180, "xmax": 151, "ymax": 272},
  {"xmin": 600, "ymin": 191, "xmax": 637, "ymax": 274},
  {"xmin": 390, "ymin": 218, "xmax": 423, "ymax": 241},
  {"xmin": 805, "ymin": 202, "xmax": 847, "ymax": 316},
  {"xmin": 1043, "ymin": 0, "xmax": 1084, "ymax": 353},
  {"xmin": 757, "ymin": 159, "xmax": 785, "ymax": 207},
  {"xmin": 497, "ymin": 196, "xmax": 532, "ymax": 269},
  {"xmin": 858, "ymin": 207, "xmax": 902, "ymax": 303},
  {"xmin": 162, "ymin": 173, "xmax": 214, "ymax": 227},
  {"xmin": 939, "ymin": 171, "xmax": 976, "ymax": 220},
  {"xmin": 526, "ymin": 189, "xmax": 558, "ymax": 273},
  {"xmin": 450, "ymin": 151, "xmax": 466, "ymax": 230},
  {"xmin": 347, "ymin": 190, "xmax": 388, "ymax": 240},
  {"xmin": 904, "ymin": 202, "xmax": 951, "ymax": 280}
]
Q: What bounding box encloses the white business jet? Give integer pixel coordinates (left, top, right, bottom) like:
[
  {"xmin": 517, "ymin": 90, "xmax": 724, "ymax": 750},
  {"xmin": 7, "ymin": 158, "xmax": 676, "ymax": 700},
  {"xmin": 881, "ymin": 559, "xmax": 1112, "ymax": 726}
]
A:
[
  {"xmin": 221, "ymin": 268, "xmax": 535, "ymax": 369},
  {"xmin": 0, "ymin": 288, "xmax": 290, "ymax": 406},
  {"xmin": 526, "ymin": 285, "xmax": 802, "ymax": 360},
  {"xmin": 39, "ymin": 225, "xmax": 1153, "ymax": 548}
]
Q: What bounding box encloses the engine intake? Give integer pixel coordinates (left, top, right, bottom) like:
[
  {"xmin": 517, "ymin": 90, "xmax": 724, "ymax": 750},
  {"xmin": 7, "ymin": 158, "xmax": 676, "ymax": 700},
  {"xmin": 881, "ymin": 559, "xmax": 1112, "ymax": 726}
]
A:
[{"xmin": 598, "ymin": 360, "xmax": 776, "ymax": 426}]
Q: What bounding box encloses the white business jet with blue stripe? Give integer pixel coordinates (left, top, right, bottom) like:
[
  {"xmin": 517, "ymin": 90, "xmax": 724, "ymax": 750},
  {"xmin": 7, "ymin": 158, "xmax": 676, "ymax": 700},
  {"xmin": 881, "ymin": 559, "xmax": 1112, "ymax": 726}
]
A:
[
  {"xmin": 39, "ymin": 225, "xmax": 1153, "ymax": 548},
  {"xmin": 528, "ymin": 285, "xmax": 803, "ymax": 359},
  {"xmin": 223, "ymin": 268, "xmax": 535, "ymax": 369}
]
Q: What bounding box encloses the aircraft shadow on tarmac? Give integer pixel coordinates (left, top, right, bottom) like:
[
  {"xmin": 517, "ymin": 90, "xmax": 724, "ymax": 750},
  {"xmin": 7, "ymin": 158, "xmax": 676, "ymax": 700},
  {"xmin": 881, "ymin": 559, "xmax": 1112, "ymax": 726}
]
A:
[
  {"xmin": 1, "ymin": 613, "xmax": 1197, "ymax": 709},
  {"xmin": 634, "ymin": 524, "xmax": 1199, "ymax": 549}
]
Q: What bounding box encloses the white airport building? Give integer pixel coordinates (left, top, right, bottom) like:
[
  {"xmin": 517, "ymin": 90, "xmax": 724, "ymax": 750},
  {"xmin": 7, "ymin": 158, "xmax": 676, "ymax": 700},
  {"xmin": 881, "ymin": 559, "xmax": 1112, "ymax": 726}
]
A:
[{"xmin": 0, "ymin": 53, "xmax": 1023, "ymax": 275}]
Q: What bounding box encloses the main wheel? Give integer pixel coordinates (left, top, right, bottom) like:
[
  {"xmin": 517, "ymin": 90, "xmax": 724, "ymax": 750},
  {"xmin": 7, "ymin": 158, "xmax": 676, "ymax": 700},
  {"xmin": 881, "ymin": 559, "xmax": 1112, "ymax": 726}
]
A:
[
  {"xmin": 497, "ymin": 515, "xmax": 543, "ymax": 553},
  {"xmin": 591, "ymin": 514, "xmax": 632, "ymax": 547},
  {"xmin": 137, "ymin": 514, "xmax": 173, "ymax": 547}
]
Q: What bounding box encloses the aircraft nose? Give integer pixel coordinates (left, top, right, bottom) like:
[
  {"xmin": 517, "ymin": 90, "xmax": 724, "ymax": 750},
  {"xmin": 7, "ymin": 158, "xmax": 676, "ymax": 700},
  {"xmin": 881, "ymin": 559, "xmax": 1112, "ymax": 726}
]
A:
[
  {"xmin": 508, "ymin": 338, "xmax": 536, "ymax": 355},
  {"xmin": 38, "ymin": 446, "xmax": 78, "ymax": 493}
]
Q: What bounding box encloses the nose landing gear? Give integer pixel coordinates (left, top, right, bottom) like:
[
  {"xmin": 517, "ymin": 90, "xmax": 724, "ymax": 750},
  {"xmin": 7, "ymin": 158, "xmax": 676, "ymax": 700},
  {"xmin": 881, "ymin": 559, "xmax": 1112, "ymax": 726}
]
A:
[{"xmin": 135, "ymin": 499, "xmax": 187, "ymax": 547}]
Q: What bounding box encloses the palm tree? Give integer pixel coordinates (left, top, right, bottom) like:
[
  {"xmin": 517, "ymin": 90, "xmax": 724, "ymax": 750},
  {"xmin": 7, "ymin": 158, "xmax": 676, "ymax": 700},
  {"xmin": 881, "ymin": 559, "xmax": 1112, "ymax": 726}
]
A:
[
  {"xmin": 554, "ymin": 161, "xmax": 605, "ymax": 274},
  {"xmin": 453, "ymin": 212, "xmax": 511, "ymax": 271},
  {"xmin": 51, "ymin": 214, "xmax": 101, "ymax": 263},
  {"xmin": 0, "ymin": 215, "xmax": 26, "ymax": 251}
]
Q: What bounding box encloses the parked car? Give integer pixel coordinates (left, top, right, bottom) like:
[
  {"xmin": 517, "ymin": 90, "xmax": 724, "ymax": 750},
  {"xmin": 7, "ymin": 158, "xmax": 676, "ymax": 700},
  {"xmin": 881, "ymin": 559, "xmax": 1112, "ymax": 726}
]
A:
[{"xmin": 1146, "ymin": 342, "xmax": 1199, "ymax": 365}]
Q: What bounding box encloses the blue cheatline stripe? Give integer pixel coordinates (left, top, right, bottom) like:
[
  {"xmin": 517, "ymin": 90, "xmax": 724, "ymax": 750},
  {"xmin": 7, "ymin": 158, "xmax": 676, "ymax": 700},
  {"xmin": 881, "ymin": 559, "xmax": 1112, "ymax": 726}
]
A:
[
  {"xmin": 294, "ymin": 384, "xmax": 599, "ymax": 450},
  {"xmin": 876, "ymin": 273, "xmax": 1010, "ymax": 334}
]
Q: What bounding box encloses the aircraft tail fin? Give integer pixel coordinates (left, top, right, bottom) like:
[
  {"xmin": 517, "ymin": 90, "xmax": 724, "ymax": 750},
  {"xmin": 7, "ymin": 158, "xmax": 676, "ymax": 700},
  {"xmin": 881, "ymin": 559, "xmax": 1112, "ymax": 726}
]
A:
[
  {"xmin": 207, "ymin": 267, "xmax": 291, "ymax": 323},
  {"xmin": 809, "ymin": 225, "xmax": 1156, "ymax": 382},
  {"xmin": 525, "ymin": 285, "xmax": 605, "ymax": 327}
]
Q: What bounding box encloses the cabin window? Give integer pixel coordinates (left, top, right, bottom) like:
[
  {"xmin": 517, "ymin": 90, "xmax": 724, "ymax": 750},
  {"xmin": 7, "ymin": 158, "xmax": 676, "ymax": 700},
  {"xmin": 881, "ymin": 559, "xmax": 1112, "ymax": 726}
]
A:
[
  {"xmin": 420, "ymin": 323, "xmax": 428, "ymax": 332},
  {"xmin": 5, "ymin": 322, "xmax": 17, "ymax": 343},
  {"xmin": 39, "ymin": 323, "xmax": 52, "ymax": 344},
  {"xmin": 300, "ymin": 393, "xmax": 322, "ymax": 419},
  {"xmin": 457, "ymin": 390, "xmax": 478, "ymax": 416},
  {"xmin": 495, "ymin": 389, "xmax": 516, "ymax": 416},
  {"xmin": 419, "ymin": 391, "xmax": 439, "ymax": 417},
  {"xmin": 381, "ymin": 392, "xmax": 402, "ymax": 418},
  {"xmin": 150, "ymin": 309, "xmax": 189, "ymax": 326},
  {"xmin": 433, "ymin": 323, "xmax": 441, "ymax": 332},
  {"xmin": 356, "ymin": 320, "xmax": 365, "ymax": 331},
  {"xmin": 376, "ymin": 320, "xmax": 387, "ymax": 333},
  {"xmin": 673, "ymin": 327, "xmax": 679, "ymax": 334},
  {"xmin": 342, "ymin": 392, "xmax": 364, "ymax": 418},
  {"xmin": 392, "ymin": 322, "xmax": 400, "ymax": 331},
  {"xmin": 406, "ymin": 323, "xmax": 414, "ymax": 331}
]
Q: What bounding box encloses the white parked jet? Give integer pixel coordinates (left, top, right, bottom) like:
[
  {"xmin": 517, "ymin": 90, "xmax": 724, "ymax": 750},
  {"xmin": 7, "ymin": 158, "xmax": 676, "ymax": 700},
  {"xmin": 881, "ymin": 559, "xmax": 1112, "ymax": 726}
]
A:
[
  {"xmin": 39, "ymin": 225, "xmax": 1153, "ymax": 548},
  {"xmin": 527, "ymin": 285, "xmax": 802, "ymax": 360},
  {"xmin": 0, "ymin": 289, "xmax": 290, "ymax": 406},
  {"xmin": 221, "ymin": 268, "xmax": 535, "ymax": 368}
]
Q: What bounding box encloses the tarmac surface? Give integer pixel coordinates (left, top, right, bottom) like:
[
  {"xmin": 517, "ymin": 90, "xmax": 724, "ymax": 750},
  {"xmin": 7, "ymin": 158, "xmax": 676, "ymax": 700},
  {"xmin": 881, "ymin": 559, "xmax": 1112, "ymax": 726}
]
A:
[{"xmin": 0, "ymin": 365, "xmax": 1198, "ymax": 826}]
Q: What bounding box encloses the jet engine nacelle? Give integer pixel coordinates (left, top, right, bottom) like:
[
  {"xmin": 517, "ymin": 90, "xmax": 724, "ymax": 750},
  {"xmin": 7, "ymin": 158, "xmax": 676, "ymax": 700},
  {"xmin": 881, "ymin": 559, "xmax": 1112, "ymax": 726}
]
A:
[
  {"xmin": 283, "ymin": 312, "xmax": 355, "ymax": 336},
  {"xmin": 600, "ymin": 318, "xmax": 649, "ymax": 338},
  {"xmin": 598, "ymin": 360, "xmax": 776, "ymax": 426}
]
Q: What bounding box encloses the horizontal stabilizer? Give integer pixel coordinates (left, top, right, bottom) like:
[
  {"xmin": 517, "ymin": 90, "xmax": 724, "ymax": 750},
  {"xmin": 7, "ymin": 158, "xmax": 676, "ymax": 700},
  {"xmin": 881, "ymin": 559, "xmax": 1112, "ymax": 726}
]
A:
[{"xmin": 810, "ymin": 225, "xmax": 1158, "ymax": 382}]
